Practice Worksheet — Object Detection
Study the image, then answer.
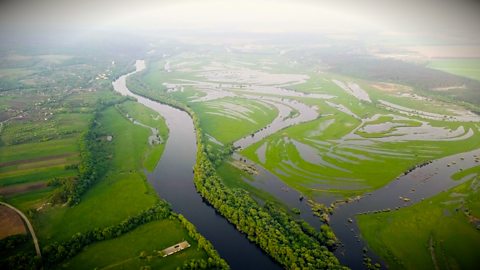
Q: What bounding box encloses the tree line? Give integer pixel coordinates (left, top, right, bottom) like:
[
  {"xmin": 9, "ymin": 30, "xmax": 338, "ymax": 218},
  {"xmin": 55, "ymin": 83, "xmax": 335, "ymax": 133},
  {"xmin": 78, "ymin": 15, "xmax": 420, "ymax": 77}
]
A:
[
  {"xmin": 176, "ymin": 214, "xmax": 229, "ymax": 270},
  {"xmin": 48, "ymin": 97, "xmax": 132, "ymax": 205},
  {"xmin": 41, "ymin": 202, "xmax": 171, "ymax": 266}
]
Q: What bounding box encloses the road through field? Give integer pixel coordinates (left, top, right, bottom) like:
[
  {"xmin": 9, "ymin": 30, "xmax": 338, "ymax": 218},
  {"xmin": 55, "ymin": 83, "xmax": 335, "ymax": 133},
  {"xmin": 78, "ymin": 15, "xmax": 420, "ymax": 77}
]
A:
[{"xmin": 0, "ymin": 202, "xmax": 41, "ymax": 257}]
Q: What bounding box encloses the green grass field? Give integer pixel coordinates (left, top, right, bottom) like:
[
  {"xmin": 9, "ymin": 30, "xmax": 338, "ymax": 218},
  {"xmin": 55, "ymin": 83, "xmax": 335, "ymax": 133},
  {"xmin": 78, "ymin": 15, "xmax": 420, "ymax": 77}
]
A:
[
  {"xmin": 34, "ymin": 103, "xmax": 166, "ymax": 244},
  {"xmin": 0, "ymin": 138, "xmax": 79, "ymax": 164},
  {"xmin": 191, "ymin": 97, "xmax": 278, "ymax": 144},
  {"xmin": 59, "ymin": 218, "xmax": 207, "ymax": 270},
  {"xmin": 427, "ymin": 59, "xmax": 480, "ymax": 81},
  {"xmin": 358, "ymin": 176, "xmax": 480, "ymax": 270},
  {"xmin": 33, "ymin": 101, "xmax": 211, "ymax": 269},
  {"xmin": 116, "ymin": 101, "xmax": 168, "ymax": 171},
  {"xmin": 4, "ymin": 187, "xmax": 56, "ymax": 213}
]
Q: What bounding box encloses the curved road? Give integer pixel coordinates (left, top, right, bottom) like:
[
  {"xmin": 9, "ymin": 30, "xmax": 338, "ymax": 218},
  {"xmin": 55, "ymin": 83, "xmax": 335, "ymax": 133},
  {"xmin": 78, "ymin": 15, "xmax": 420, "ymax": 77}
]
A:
[{"xmin": 0, "ymin": 202, "xmax": 41, "ymax": 257}]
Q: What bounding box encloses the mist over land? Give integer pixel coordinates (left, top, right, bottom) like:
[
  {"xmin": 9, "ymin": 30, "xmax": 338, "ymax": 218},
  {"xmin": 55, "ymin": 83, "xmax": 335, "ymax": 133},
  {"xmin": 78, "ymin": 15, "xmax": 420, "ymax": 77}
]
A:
[{"xmin": 1, "ymin": 1, "xmax": 480, "ymax": 270}]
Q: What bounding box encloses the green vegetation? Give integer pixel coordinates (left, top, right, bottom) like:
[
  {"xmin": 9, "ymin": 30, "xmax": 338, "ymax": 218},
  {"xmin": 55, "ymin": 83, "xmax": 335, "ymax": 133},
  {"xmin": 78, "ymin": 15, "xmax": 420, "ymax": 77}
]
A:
[
  {"xmin": 0, "ymin": 48, "xmax": 227, "ymax": 269},
  {"xmin": 124, "ymin": 80, "xmax": 346, "ymax": 269},
  {"xmin": 34, "ymin": 102, "xmax": 165, "ymax": 243},
  {"xmin": 358, "ymin": 176, "xmax": 480, "ymax": 270},
  {"xmin": 191, "ymin": 97, "xmax": 278, "ymax": 144},
  {"xmin": 194, "ymin": 146, "xmax": 344, "ymax": 269},
  {"xmin": 1, "ymin": 100, "xmax": 227, "ymax": 269},
  {"xmin": 242, "ymin": 114, "xmax": 480, "ymax": 197},
  {"xmin": 59, "ymin": 218, "xmax": 206, "ymax": 270},
  {"xmin": 216, "ymin": 161, "xmax": 282, "ymax": 204},
  {"xmin": 116, "ymin": 101, "xmax": 169, "ymax": 171},
  {"xmin": 4, "ymin": 43, "xmax": 480, "ymax": 270},
  {"xmin": 427, "ymin": 59, "xmax": 480, "ymax": 81},
  {"xmin": 42, "ymin": 203, "xmax": 172, "ymax": 266}
]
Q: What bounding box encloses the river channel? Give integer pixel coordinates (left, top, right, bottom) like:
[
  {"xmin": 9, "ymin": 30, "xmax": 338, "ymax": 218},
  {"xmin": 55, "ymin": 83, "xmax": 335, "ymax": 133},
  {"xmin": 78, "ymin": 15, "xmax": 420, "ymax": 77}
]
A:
[
  {"xmin": 114, "ymin": 59, "xmax": 480, "ymax": 270},
  {"xmin": 113, "ymin": 60, "xmax": 280, "ymax": 270}
]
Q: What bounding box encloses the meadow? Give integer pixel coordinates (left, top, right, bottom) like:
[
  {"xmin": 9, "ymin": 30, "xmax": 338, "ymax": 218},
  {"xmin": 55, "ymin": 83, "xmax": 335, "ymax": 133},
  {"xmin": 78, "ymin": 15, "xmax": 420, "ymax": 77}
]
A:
[
  {"xmin": 60, "ymin": 218, "xmax": 207, "ymax": 270},
  {"xmin": 357, "ymin": 174, "xmax": 480, "ymax": 270},
  {"xmin": 127, "ymin": 51, "xmax": 480, "ymax": 202},
  {"xmin": 127, "ymin": 50, "xmax": 480, "ymax": 269},
  {"xmin": 3, "ymin": 42, "xmax": 480, "ymax": 269},
  {"xmin": 190, "ymin": 97, "xmax": 278, "ymax": 144},
  {"xmin": 34, "ymin": 103, "xmax": 163, "ymax": 240},
  {"xmin": 0, "ymin": 49, "xmax": 216, "ymax": 269},
  {"xmin": 427, "ymin": 58, "xmax": 480, "ymax": 81}
]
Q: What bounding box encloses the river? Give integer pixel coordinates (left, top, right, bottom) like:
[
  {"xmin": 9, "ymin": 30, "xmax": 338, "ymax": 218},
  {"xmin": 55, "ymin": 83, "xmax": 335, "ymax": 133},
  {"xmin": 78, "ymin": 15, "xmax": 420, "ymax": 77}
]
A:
[
  {"xmin": 114, "ymin": 59, "xmax": 480, "ymax": 270},
  {"xmin": 112, "ymin": 60, "xmax": 280, "ymax": 270}
]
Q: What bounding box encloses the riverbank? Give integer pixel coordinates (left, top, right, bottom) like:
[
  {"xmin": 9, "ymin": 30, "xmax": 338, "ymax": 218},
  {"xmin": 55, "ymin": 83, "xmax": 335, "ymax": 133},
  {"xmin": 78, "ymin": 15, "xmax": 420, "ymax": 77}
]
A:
[{"xmin": 116, "ymin": 60, "xmax": 281, "ymax": 270}]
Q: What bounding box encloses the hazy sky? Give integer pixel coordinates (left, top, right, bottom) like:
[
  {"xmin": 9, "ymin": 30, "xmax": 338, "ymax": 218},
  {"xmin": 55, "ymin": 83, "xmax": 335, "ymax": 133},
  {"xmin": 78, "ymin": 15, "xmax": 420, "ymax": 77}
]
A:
[{"xmin": 1, "ymin": 0, "xmax": 479, "ymax": 43}]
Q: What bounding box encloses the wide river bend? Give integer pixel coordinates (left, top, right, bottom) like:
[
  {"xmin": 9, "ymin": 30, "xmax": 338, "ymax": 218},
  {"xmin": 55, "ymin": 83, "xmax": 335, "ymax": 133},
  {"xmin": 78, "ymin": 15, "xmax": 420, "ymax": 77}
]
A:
[{"xmin": 113, "ymin": 60, "xmax": 280, "ymax": 270}]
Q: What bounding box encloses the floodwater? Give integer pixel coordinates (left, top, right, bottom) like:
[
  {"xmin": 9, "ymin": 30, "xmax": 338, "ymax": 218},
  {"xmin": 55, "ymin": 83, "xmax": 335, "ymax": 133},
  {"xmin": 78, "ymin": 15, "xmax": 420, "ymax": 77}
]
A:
[
  {"xmin": 113, "ymin": 60, "xmax": 280, "ymax": 270},
  {"xmin": 232, "ymin": 153, "xmax": 322, "ymax": 229},
  {"xmin": 330, "ymin": 147, "xmax": 480, "ymax": 269},
  {"xmin": 224, "ymin": 73, "xmax": 480, "ymax": 268},
  {"xmin": 114, "ymin": 59, "xmax": 480, "ymax": 270}
]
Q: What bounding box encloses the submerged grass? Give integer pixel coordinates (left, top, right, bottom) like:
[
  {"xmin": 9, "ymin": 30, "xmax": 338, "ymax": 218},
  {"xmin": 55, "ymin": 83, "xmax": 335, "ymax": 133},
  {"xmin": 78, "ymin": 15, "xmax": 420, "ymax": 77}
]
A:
[{"xmin": 358, "ymin": 177, "xmax": 480, "ymax": 270}]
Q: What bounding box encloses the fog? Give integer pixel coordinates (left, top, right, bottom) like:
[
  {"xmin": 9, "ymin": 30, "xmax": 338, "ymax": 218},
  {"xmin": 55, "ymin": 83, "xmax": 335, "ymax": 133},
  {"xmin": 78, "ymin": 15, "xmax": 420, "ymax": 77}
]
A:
[{"xmin": 1, "ymin": 0, "xmax": 480, "ymax": 40}]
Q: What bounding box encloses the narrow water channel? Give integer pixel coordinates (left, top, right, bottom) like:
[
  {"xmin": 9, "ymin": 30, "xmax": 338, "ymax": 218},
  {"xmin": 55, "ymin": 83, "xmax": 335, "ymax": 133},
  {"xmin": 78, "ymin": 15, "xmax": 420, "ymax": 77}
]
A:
[{"xmin": 113, "ymin": 60, "xmax": 281, "ymax": 270}]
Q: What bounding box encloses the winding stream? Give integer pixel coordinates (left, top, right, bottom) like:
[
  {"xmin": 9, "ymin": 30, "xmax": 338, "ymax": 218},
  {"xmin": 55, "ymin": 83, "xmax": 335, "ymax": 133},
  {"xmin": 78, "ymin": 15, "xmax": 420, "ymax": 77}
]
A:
[{"xmin": 113, "ymin": 60, "xmax": 280, "ymax": 270}]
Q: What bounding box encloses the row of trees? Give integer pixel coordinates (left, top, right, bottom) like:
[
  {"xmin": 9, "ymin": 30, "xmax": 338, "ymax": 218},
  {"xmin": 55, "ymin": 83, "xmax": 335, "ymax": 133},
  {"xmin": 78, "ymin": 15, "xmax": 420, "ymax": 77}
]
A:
[
  {"xmin": 0, "ymin": 234, "xmax": 28, "ymax": 251},
  {"xmin": 48, "ymin": 116, "xmax": 109, "ymax": 205},
  {"xmin": 42, "ymin": 97, "xmax": 228, "ymax": 269},
  {"xmin": 42, "ymin": 202, "xmax": 171, "ymax": 266},
  {"xmin": 193, "ymin": 153, "xmax": 345, "ymax": 269},
  {"xmin": 176, "ymin": 214, "xmax": 229, "ymax": 269},
  {"xmin": 126, "ymin": 85, "xmax": 347, "ymax": 269},
  {"xmin": 0, "ymin": 201, "xmax": 169, "ymax": 269},
  {"xmin": 49, "ymin": 98, "xmax": 133, "ymax": 205}
]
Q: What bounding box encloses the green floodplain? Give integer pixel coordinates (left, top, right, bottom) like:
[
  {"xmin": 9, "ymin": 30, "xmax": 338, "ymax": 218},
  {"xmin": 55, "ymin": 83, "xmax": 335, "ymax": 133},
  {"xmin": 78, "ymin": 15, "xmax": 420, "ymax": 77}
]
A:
[{"xmin": 1, "ymin": 37, "xmax": 480, "ymax": 270}]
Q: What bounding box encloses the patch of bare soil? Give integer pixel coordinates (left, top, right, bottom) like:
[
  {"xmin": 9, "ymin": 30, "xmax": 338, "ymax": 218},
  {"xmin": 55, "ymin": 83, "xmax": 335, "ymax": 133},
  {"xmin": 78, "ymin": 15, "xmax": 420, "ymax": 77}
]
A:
[
  {"xmin": 0, "ymin": 153, "xmax": 76, "ymax": 168},
  {"xmin": 0, "ymin": 205, "xmax": 27, "ymax": 239},
  {"xmin": 371, "ymin": 82, "xmax": 412, "ymax": 92},
  {"xmin": 0, "ymin": 181, "xmax": 47, "ymax": 196}
]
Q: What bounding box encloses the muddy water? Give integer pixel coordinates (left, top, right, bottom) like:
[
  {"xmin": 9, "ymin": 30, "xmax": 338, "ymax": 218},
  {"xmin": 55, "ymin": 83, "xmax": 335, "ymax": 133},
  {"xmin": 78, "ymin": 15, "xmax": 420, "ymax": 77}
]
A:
[{"xmin": 113, "ymin": 60, "xmax": 280, "ymax": 270}]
